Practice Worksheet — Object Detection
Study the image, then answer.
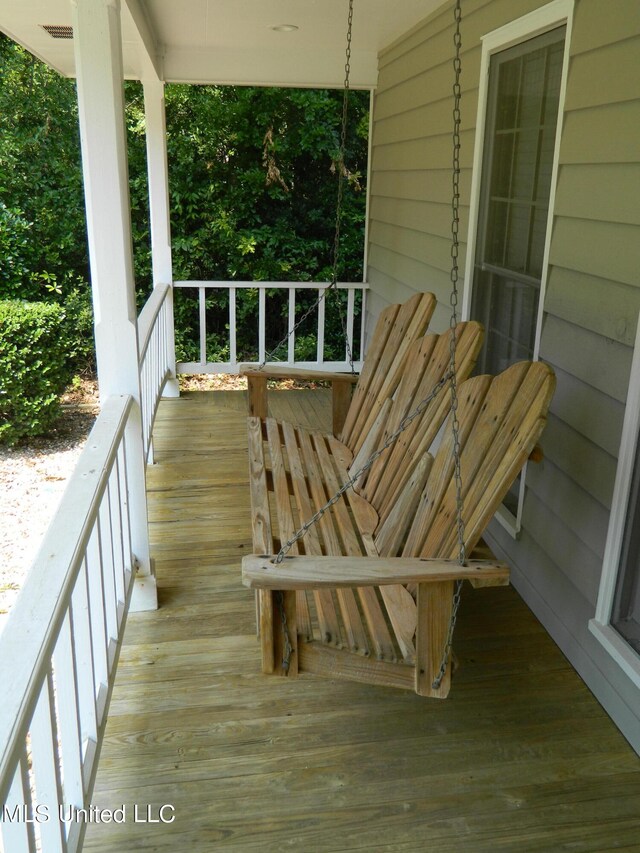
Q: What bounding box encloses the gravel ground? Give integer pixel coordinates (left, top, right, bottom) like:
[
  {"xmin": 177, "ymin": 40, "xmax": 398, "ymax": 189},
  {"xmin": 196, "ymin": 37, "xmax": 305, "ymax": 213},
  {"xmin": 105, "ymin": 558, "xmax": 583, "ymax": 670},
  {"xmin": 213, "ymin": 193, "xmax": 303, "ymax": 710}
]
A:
[{"xmin": 0, "ymin": 381, "xmax": 100, "ymax": 628}]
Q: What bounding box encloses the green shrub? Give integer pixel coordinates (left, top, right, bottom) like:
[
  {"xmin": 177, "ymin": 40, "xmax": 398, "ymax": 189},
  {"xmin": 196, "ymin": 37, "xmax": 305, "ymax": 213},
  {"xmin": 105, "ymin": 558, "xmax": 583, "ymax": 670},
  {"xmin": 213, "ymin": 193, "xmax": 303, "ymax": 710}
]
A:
[
  {"xmin": 61, "ymin": 287, "xmax": 95, "ymax": 375},
  {"xmin": 0, "ymin": 300, "xmax": 72, "ymax": 445}
]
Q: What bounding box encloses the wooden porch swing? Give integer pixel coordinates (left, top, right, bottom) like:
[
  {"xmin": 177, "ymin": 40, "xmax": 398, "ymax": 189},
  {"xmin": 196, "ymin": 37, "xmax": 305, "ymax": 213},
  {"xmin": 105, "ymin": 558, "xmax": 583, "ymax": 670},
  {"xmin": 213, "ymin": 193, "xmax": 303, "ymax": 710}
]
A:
[{"xmin": 240, "ymin": 0, "xmax": 556, "ymax": 697}]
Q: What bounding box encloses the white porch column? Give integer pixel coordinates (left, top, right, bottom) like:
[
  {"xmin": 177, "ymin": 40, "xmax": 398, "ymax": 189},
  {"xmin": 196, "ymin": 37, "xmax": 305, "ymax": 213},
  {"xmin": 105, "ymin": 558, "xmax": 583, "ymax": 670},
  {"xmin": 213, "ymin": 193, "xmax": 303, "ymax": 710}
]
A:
[
  {"xmin": 143, "ymin": 78, "xmax": 179, "ymax": 397},
  {"xmin": 72, "ymin": 0, "xmax": 157, "ymax": 611}
]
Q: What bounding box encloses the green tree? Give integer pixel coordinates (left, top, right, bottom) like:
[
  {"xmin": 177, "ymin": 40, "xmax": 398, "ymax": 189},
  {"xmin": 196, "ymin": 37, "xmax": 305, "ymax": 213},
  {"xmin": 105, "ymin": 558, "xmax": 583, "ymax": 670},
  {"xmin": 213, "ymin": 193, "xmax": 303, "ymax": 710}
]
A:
[
  {"xmin": 158, "ymin": 84, "xmax": 369, "ymax": 359},
  {"xmin": 0, "ymin": 34, "xmax": 369, "ymax": 365},
  {"xmin": 0, "ymin": 34, "xmax": 87, "ymax": 301}
]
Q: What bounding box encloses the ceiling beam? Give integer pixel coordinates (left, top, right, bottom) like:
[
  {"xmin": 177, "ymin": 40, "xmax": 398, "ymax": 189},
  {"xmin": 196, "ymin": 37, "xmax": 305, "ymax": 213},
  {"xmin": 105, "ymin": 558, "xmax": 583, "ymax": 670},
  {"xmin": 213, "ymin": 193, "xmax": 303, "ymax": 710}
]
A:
[
  {"xmin": 161, "ymin": 45, "xmax": 378, "ymax": 89},
  {"xmin": 123, "ymin": 0, "xmax": 162, "ymax": 81}
]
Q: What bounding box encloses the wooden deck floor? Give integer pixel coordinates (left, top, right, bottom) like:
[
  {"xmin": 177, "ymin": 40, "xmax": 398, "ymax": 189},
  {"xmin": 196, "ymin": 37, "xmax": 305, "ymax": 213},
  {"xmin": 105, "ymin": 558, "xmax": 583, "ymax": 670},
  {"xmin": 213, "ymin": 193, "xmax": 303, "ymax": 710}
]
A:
[{"xmin": 85, "ymin": 389, "xmax": 640, "ymax": 852}]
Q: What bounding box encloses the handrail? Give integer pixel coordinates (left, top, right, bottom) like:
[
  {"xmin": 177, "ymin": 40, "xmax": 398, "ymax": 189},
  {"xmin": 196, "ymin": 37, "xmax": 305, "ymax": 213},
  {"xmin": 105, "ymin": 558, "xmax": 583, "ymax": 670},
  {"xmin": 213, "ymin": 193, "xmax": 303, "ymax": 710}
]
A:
[
  {"xmin": 137, "ymin": 285, "xmax": 172, "ymax": 460},
  {"xmin": 138, "ymin": 282, "xmax": 170, "ymax": 363},
  {"xmin": 174, "ymin": 280, "xmax": 368, "ymax": 375},
  {"xmin": 174, "ymin": 280, "xmax": 369, "ymax": 290},
  {"xmin": 0, "ymin": 395, "xmax": 136, "ymax": 853}
]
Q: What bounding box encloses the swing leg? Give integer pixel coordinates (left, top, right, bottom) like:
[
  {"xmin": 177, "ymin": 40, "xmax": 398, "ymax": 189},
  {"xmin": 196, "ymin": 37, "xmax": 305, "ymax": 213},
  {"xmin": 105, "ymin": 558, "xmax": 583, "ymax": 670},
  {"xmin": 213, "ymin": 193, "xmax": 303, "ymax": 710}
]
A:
[
  {"xmin": 248, "ymin": 374, "xmax": 268, "ymax": 420},
  {"xmin": 332, "ymin": 378, "xmax": 353, "ymax": 437},
  {"xmin": 259, "ymin": 590, "xmax": 298, "ymax": 677},
  {"xmin": 415, "ymin": 581, "xmax": 453, "ymax": 698}
]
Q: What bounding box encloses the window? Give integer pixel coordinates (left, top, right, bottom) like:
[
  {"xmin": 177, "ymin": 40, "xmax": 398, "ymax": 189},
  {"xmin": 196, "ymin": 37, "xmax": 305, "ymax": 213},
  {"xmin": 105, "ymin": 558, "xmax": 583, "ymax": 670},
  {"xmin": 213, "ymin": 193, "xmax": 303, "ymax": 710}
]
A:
[
  {"xmin": 470, "ymin": 28, "xmax": 565, "ymax": 376},
  {"xmin": 463, "ymin": 1, "xmax": 573, "ymax": 533},
  {"xmin": 591, "ymin": 319, "xmax": 640, "ymax": 688}
]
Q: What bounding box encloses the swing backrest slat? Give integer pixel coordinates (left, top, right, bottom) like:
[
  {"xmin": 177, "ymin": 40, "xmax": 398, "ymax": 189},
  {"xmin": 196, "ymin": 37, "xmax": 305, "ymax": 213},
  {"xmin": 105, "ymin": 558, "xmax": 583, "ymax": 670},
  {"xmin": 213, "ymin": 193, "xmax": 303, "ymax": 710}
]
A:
[{"xmin": 339, "ymin": 292, "xmax": 437, "ymax": 455}]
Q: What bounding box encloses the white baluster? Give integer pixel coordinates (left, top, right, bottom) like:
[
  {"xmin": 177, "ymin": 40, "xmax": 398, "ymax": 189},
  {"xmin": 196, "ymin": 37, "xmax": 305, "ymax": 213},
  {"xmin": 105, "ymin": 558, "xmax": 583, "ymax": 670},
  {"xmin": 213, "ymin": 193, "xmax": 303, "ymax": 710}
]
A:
[
  {"xmin": 317, "ymin": 288, "xmax": 325, "ymax": 365},
  {"xmin": 53, "ymin": 612, "xmax": 84, "ymax": 817},
  {"xmin": 258, "ymin": 288, "xmax": 266, "ymax": 364},
  {"xmin": 229, "ymin": 287, "xmax": 237, "ymax": 366},
  {"xmin": 30, "ymin": 671, "xmax": 66, "ymax": 852},
  {"xmin": 199, "ymin": 286, "xmax": 207, "ymax": 366},
  {"xmin": 2, "ymin": 754, "xmax": 37, "ymax": 853},
  {"xmin": 288, "ymin": 288, "xmax": 295, "ymax": 364},
  {"xmin": 346, "ymin": 287, "xmax": 355, "ymax": 364}
]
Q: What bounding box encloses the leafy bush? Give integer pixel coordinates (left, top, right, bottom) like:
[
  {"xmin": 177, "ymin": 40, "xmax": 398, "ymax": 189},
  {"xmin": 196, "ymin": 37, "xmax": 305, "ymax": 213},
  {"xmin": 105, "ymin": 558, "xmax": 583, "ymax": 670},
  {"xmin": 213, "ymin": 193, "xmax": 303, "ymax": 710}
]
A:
[
  {"xmin": 0, "ymin": 36, "xmax": 87, "ymax": 302},
  {"xmin": 61, "ymin": 287, "xmax": 95, "ymax": 375},
  {"xmin": 0, "ymin": 300, "xmax": 73, "ymax": 445}
]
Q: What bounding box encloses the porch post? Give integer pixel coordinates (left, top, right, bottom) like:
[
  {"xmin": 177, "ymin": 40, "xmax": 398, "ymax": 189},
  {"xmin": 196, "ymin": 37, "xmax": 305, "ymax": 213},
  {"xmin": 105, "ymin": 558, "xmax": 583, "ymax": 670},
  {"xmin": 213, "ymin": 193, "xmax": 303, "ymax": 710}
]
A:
[
  {"xmin": 143, "ymin": 77, "xmax": 180, "ymax": 397},
  {"xmin": 71, "ymin": 0, "xmax": 157, "ymax": 611}
]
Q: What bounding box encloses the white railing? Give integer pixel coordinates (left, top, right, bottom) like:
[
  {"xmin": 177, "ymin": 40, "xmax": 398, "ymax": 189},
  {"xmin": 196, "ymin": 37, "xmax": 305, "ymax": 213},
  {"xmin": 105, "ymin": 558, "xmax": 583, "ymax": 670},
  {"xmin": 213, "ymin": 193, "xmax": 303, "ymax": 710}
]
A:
[
  {"xmin": 137, "ymin": 284, "xmax": 172, "ymax": 458},
  {"xmin": 174, "ymin": 280, "xmax": 368, "ymax": 374},
  {"xmin": 0, "ymin": 396, "xmax": 138, "ymax": 853}
]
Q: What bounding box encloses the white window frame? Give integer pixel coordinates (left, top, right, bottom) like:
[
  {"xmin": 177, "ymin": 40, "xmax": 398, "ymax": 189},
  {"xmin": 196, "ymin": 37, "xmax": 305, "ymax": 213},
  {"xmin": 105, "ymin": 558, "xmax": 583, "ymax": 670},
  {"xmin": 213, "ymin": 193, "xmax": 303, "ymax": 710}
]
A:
[
  {"xmin": 461, "ymin": 0, "xmax": 574, "ymax": 537},
  {"xmin": 590, "ymin": 314, "xmax": 640, "ymax": 689}
]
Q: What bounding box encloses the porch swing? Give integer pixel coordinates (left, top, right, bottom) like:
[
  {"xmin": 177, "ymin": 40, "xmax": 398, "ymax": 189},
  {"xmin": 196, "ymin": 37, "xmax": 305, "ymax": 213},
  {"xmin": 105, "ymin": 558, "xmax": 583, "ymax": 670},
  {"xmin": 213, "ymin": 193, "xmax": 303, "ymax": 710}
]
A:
[{"xmin": 241, "ymin": 0, "xmax": 556, "ymax": 697}]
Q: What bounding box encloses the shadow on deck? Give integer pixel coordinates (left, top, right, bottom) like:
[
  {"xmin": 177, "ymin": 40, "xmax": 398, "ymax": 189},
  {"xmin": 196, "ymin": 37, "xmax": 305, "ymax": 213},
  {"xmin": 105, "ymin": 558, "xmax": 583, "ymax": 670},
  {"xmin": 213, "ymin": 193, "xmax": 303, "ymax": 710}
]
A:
[{"xmin": 85, "ymin": 389, "xmax": 640, "ymax": 852}]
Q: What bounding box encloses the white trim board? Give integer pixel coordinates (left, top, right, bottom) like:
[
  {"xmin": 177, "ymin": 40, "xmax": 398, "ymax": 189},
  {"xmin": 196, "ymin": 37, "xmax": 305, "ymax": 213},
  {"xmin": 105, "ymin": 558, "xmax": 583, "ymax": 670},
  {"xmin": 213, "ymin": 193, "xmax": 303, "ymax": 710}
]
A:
[
  {"xmin": 461, "ymin": 0, "xmax": 575, "ymax": 538},
  {"xmin": 590, "ymin": 310, "xmax": 640, "ymax": 689}
]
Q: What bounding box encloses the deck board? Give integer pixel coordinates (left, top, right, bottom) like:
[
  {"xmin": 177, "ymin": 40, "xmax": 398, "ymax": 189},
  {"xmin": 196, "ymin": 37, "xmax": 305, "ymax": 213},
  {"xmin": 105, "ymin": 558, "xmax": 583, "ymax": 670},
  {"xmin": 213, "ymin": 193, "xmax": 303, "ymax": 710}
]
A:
[{"xmin": 84, "ymin": 388, "xmax": 640, "ymax": 852}]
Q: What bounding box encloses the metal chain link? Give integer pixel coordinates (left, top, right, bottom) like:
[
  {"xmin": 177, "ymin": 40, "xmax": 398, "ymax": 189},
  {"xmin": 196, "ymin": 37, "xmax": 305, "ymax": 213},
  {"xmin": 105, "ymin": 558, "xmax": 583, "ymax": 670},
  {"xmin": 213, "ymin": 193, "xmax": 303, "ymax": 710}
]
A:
[
  {"xmin": 274, "ymin": 370, "xmax": 454, "ymax": 563},
  {"xmin": 258, "ymin": 0, "xmax": 355, "ymax": 373},
  {"xmin": 431, "ymin": 0, "xmax": 465, "ymax": 691}
]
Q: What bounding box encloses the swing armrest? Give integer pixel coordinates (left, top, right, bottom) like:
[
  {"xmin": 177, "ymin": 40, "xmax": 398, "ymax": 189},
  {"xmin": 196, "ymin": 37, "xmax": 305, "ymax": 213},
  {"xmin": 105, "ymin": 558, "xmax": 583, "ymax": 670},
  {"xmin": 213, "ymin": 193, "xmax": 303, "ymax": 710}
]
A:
[
  {"xmin": 240, "ymin": 365, "xmax": 360, "ymax": 383},
  {"xmin": 242, "ymin": 555, "xmax": 510, "ymax": 590},
  {"xmin": 241, "ymin": 366, "xmax": 358, "ymax": 436}
]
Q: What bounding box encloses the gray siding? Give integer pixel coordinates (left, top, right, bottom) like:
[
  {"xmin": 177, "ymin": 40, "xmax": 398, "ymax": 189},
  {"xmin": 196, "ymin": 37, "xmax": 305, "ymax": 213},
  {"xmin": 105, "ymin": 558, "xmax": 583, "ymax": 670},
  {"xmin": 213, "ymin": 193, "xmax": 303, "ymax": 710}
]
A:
[{"xmin": 368, "ymin": 0, "xmax": 640, "ymax": 752}]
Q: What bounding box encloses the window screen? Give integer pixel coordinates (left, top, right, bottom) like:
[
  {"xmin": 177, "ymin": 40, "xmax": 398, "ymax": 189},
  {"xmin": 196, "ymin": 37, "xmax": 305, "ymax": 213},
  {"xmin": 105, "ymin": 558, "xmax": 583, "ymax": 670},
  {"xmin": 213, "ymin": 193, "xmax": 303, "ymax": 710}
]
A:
[{"xmin": 471, "ymin": 27, "xmax": 566, "ymax": 376}]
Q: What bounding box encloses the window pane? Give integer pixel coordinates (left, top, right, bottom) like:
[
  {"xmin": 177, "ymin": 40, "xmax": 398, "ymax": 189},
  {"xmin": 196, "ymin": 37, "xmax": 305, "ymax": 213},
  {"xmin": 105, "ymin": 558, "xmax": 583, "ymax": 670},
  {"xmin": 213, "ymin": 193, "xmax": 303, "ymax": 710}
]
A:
[
  {"xmin": 491, "ymin": 131, "xmax": 517, "ymax": 198},
  {"xmin": 485, "ymin": 199, "xmax": 508, "ymax": 266},
  {"xmin": 542, "ymin": 40, "xmax": 565, "ymax": 125},
  {"xmin": 495, "ymin": 57, "xmax": 521, "ymax": 130},
  {"xmin": 473, "ymin": 269, "xmax": 538, "ymax": 374},
  {"xmin": 510, "ymin": 128, "xmax": 539, "ymax": 202},
  {"xmin": 527, "ymin": 205, "xmax": 549, "ymax": 278},
  {"xmin": 472, "ymin": 27, "xmax": 565, "ymax": 377},
  {"xmin": 505, "ymin": 201, "xmax": 531, "ymax": 273},
  {"xmin": 534, "ymin": 126, "xmax": 557, "ymax": 203},
  {"xmin": 518, "ymin": 46, "xmax": 547, "ymax": 129}
]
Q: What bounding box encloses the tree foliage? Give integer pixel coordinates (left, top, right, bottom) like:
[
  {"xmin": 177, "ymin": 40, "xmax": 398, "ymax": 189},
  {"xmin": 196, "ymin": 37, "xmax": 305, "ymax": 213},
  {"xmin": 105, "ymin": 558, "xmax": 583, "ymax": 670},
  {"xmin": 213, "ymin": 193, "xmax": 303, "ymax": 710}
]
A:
[
  {"xmin": 0, "ymin": 34, "xmax": 86, "ymax": 301},
  {"xmin": 0, "ymin": 33, "xmax": 369, "ymax": 367}
]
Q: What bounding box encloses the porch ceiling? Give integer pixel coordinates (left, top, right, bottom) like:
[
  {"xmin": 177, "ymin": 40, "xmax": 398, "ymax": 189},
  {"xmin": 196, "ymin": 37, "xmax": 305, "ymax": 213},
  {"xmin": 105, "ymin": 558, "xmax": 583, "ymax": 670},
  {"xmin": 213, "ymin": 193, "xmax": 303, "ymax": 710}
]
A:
[{"xmin": 0, "ymin": 0, "xmax": 446, "ymax": 88}]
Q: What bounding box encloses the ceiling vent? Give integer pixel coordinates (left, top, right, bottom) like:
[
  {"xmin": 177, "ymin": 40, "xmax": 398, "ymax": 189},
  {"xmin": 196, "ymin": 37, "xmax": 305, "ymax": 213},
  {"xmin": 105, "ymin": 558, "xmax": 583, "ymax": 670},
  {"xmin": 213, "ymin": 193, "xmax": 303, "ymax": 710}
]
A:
[{"xmin": 41, "ymin": 25, "xmax": 74, "ymax": 39}]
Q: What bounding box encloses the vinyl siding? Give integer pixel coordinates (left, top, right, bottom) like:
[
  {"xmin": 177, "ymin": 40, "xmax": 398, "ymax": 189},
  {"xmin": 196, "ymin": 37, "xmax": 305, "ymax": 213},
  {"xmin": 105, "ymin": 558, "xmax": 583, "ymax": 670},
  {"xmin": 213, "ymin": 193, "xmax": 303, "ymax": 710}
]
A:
[{"xmin": 368, "ymin": 0, "xmax": 640, "ymax": 752}]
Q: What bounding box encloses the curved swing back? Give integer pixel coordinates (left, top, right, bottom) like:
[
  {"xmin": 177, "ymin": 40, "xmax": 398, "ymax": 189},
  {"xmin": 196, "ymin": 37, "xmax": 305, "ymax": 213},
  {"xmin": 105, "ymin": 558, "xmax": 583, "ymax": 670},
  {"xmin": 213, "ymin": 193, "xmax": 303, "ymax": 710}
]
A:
[
  {"xmin": 403, "ymin": 361, "xmax": 556, "ymax": 561},
  {"xmin": 340, "ymin": 291, "xmax": 437, "ymax": 454}
]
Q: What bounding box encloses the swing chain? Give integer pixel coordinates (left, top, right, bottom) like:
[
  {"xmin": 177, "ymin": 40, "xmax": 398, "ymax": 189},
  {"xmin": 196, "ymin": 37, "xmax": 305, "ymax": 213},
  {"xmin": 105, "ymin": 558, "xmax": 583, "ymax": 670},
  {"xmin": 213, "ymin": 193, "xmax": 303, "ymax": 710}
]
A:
[
  {"xmin": 330, "ymin": 0, "xmax": 356, "ymax": 373},
  {"xmin": 449, "ymin": 0, "xmax": 466, "ymax": 570},
  {"xmin": 257, "ymin": 0, "xmax": 355, "ymax": 372},
  {"xmin": 273, "ymin": 369, "xmax": 454, "ymax": 564},
  {"xmin": 432, "ymin": 0, "xmax": 465, "ymax": 691}
]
